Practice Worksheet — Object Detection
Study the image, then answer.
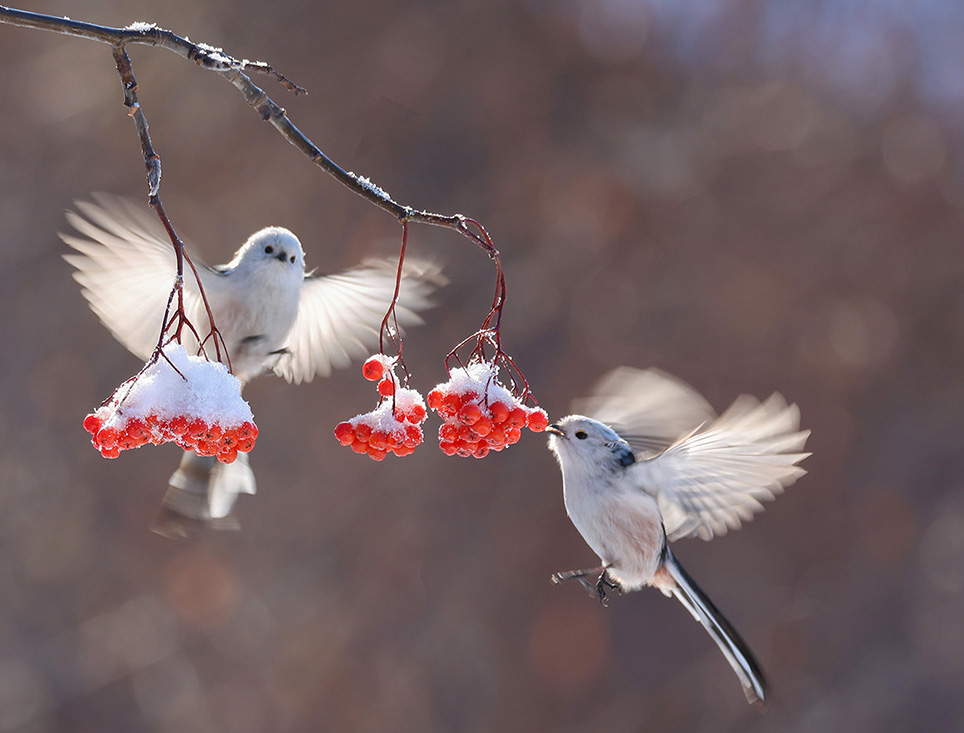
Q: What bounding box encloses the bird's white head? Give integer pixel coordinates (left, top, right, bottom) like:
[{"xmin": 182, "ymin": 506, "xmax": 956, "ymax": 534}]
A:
[
  {"xmin": 230, "ymin": 226, "xmax": 306, "ymax": 274},
  {"xmin": 547, "ymin": 415, "xmax": 636, "ymax": 474}
]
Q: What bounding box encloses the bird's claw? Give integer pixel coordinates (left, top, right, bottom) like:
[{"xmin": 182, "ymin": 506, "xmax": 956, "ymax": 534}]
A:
[{"xmin": 596, "ymin": 571, "xmax": 621, "ymax": 607}]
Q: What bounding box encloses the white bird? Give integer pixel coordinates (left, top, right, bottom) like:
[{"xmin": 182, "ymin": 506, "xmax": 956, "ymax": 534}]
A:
[
  {"xmin": 63, "ymin": 194, "xmax": 443, "ymax": 536},
  {"xmin": 546, "ymin": 367, "xmax": 810, "ymax": 708}
]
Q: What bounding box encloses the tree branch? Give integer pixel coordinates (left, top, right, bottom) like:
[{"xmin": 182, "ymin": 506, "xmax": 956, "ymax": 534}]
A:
[{"xmin": 0, "ymin": 4, "xmax": 493, "ymax": 253}]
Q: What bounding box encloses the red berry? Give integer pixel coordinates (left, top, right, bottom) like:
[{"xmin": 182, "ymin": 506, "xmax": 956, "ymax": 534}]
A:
[
  {"xmin": 334, "ymin": 421, "xmax": 356, "ymax": 446},
  {"xmin": 393, "ymin": 445, "xmax": 415, "ymax": 457},
  {"xmin": 237, "ymin": 437, "xmax": 255, "ymax": 453},
  {"xmin": 427, "ymin": 389, "xmax": 444, "ymax": 411},
  {"xmin": 487, "ymin": 427, "xmax": 507, "ymax": 449},
  {"xmin": 351, "ymin": 438, "xmax": 369, "ymax": 454},
  {"xmin": 472, "ymin": 416, "xmax": 493, "ymax": 437},
  {"xmin": 368, "ymin": 448, "xmax": 388, "ymax": 461},
  {"xmin": 506, "ymin": 407, "xmax": 528, "ymax": 428},
  {"xmin": 458, "ymin": 403, "xmax": 482, "ymax": 426},
  {"xmin": 169, "ymin": 416, "xmax": 189, "ymax": 435},
  {"xmin": 100, "ymin": 445, "xmax": 121, "ymax": 459},
  {"xmin": 220, "ymin": 430, "xmax": 238, "ymax": 449},
  {"xmin": 378, "ymin": 378, "xmax": 395, "ymax": 397},
  {"xmin": 407, "ymin": 404, "xmax": 427, "ymax": 423},
  {"xmin": 473, "ymin": 444, "xmax": 490, "ymax": 459},
  {"xmin": 187, "ymin": 419, "xmax": 207, "ymax": 439},
  {"xmin": 369, "ymin": 431, "xmax": 389, "ymax": 451},
  {"xmin": 83, "ymin": 413, "xmax": 102, "ymax": 434},
  {"xmin": 439, "ymin": 423, "xmax": 459, "ymax": 441},
  {"xmin": 354, "ymin": 423, "xmax": 372, "ymax": 442},
  {"xmin": 218, "ymin": 447, "xmax": 239, "ymax": 464},
  {"xmin": 195, "ymin": 440, "xmax": 217, "ymax": 457},
  {"xmin": 404, "ymin": 424, "xmax": 422, "ymax": 447},
  {"xmin": 387, "ymin": 429, "xmax": 405, "ymax": 449},
  {"xmin": 362, "ymin": 357, "xmax": 385, "ymax": 381},
  {"xmin": 97, "ymin": 427, "xmax": 120, "ymax": 448},
  {"xmin": 527, "ymin": 408, "xmax": 549, "ymax": 432},
  {"xmin": 489, "ymin": 402, "xmax": 510, "ymax": 424},
  {"xmin": 443, "ymin": 392, "xmax": 462, "ymax": 412},
  {"xmin": 238, "ymin": 421, "xmax": 258, "ymax": 440},
  {"xmin": 439, "ymin": 441, "xmax": 459, "ymax": 456}
]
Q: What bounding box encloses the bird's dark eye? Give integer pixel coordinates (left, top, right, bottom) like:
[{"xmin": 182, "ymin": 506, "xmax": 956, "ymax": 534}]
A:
[
  {"xmin": 575, "ymin": 431, "xmax": 588, "ymax": 440},
  {"xmin": 264, "ymin": 245, "xmax": 274, "ymax": 254},
  {"xmin": 290, "ymin": 255, "xmax": 295, "ymax": 263}
]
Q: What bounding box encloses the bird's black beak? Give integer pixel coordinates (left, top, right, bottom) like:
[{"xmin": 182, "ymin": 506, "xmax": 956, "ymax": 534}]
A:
[
  {"xmin": 276, "ymin": 250, "xmax": 289, "ymax": 262},
  {"xmin": 546, "ymin": 424, "xmax": 565, "ymax": 438}
]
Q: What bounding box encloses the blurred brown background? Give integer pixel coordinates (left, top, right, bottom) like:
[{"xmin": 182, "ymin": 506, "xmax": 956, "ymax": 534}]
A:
[{"xmin": 2, "ymin": 1, "xmax": 964, "ymax": 731}]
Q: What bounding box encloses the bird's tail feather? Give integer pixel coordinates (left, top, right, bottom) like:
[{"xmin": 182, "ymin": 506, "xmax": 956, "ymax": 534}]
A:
[
  {"xmin": 151, "ymin": 451, "xmax": 257, "ymax": 539},
  {"xmin": 665, "ymin": 550, "xmax": 769, "ymax": 709}
]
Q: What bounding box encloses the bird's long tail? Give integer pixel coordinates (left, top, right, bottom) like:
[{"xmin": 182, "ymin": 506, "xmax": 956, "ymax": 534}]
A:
[
  {"xmin": 151, "ymin": 451, "xmax": 257, "ymax": 539},
  {"xmin": 664, "ymin": 550, "xmax": 769, "ymax": 709}
]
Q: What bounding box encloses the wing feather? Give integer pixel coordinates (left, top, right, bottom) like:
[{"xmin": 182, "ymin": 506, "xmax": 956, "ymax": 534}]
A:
[
  {"xmin": 273, "ymin": 258, "xmax": 444, "ymax": 384},
  {"xmin": 61, "ymin": 195, "xmax": 222, "ymax": 361},
  {"xmin": 628, "ymin": 392, "xmax": 810, "ymax": 541},
  {"xmin": 576, "ymin": 367, "xmax": 718, "ymax": 454}
]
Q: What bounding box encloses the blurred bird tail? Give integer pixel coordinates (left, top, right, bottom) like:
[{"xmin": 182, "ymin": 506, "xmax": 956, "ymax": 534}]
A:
[
  {"xmin": 665, "ymin": 550, "xmax": 769, "ymax": 710},
  {"xmin": 151, "ymin": 451, "xmax": 257, "ymax": 539}
]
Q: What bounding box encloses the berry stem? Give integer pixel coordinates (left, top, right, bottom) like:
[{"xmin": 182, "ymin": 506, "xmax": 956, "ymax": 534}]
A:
[
  {"xmin": 440, "ymin": 219, "xmax": 535, "ymax": 405},
  {"xmin": 377, "ymin": 219, "xmax": 411, "ymax": 386}
]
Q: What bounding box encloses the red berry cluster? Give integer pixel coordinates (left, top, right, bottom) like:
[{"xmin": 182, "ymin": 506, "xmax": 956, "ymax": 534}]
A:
[
  {"xmin": 334, "ymin": 355, "xmax": 428, "ymax": 460},
  {"xmin": 427, "ymin": 363, "xmax": 548, "ymax": 458},
  {"xmin": 83, "ymin": 408, "xmax": 257, "ymax": 463}
]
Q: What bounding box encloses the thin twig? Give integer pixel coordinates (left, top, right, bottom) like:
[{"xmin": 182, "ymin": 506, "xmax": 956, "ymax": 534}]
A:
[{"xmin": 0, "ymin": 5, "xmax": 493, "ymax": 250}]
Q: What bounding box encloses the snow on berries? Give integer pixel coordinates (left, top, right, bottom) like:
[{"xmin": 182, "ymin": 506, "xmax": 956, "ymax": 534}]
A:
[
  {"xmin": 428, "ymin": 360, "xmax": 548, "ymax": 458},
  {"xmin": 334, "ymin": 355, "xmax": 428, "ymax": 460},
  {"xmin": 83, "ymin": 344, "xmax": 257, "ymax": 463}
]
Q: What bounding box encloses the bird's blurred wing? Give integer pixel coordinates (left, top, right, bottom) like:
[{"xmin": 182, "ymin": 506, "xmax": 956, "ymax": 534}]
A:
[
  {"xmin": 628, "ymin": 393, "xmax": 810, "ymax": 541},
  {"xmin": 61, "ymin": 195, "xmax": 221, "ymax": 360},
  {"xmin": 574, "ymin": 367, "xmax": 718, "ymax": 454},
  {"xmin": 273, "ymin": 257, "xmax": 444, "ymax": 384}
]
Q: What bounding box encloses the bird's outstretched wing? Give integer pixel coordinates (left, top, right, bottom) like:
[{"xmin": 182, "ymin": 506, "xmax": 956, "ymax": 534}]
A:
[
  {"xmin": 575, "ymin": 367, "xmax": 718, "ymax": 454},
  {"xmin": 61, "ymin": 195, "xmax": 221, "ymax": 361},
  {"xmin": 628, "ymin": 392, "xmax": 810, "ymax": 541},
  {"xmin": 273, "ymin": 258, "xmax": 444, "ymax": 384}
]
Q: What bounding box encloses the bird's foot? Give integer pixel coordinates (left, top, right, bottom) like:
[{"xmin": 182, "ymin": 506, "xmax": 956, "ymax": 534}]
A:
[
  {"xmin": 551, "ymin": 565, "xmax": 619, "ymax": 606},
  {"xmin": 595, "ymin": 570, "xmax": 621, "ymax": 607}
]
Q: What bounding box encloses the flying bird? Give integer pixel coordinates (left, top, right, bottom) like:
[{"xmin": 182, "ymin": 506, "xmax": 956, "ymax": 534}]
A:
[
  {"xmin": 63, "ymin": 194, "xmax": 442, "ymax": 537},
  {"xmin": 547, "ymin": 367, "xmax": 810, "ymax": 708}
]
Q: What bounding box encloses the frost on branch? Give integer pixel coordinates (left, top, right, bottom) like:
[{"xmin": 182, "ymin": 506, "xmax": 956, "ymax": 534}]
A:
[{"xmin": 84, "ymin": 344, "xmax": 257, "ymax": 463}]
